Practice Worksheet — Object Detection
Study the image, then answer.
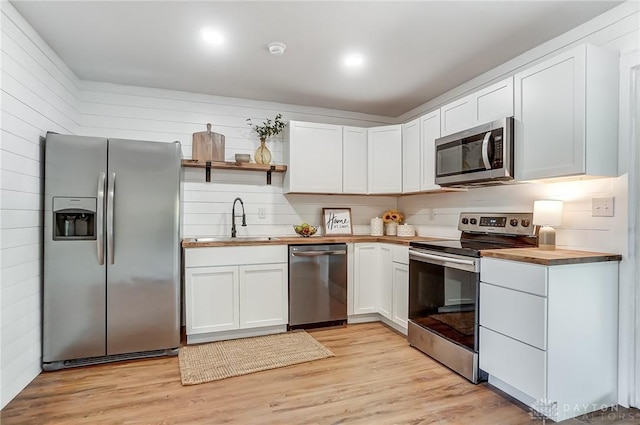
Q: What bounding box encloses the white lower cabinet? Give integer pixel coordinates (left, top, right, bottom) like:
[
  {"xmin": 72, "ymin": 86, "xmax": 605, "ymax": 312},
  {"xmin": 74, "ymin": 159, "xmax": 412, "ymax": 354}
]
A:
[
  {"xmin": 391, "ymin": 262, "xmax": 408, "ymax": 330},
  {"xmin": 351, "ymin": 243, "xmax": 408, "ymax": 334},
  {"xmin": 239, "ymin": 264, "xmax": 288, "ymax": 328},
  {"xmin": 352, "ymin": 244, "xmax": 379, "ymax": 314},
  {"xmin": 378, "ymin": 244, "xmax": 393, "ymax": 320},
  {"xmin": 184, "ymin": 245, "xmax": 288, "ymax": 344},
  {"xmin": 186, "ymin": 266, "xmax": 240, "ymax": 334},
  {"xmin": 479, "ymin": 257, "xmax": 619, "ymax": 422}
]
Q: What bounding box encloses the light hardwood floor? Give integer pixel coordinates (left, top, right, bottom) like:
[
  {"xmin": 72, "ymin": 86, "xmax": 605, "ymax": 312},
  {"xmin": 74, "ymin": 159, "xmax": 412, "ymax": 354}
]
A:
[{"xmin": 1, "ymin": 323, "xmax": 637, "ymax": 424}]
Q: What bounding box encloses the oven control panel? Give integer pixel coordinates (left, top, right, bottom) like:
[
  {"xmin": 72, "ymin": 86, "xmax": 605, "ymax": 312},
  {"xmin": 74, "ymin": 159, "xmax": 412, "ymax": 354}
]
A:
[{"xmin": 458, "ymin": 212, "xmax": 536, "ymax": 236}]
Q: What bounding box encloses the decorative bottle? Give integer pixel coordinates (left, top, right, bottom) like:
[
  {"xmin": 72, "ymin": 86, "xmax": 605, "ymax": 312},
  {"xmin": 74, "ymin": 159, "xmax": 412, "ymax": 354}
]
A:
[{"xmin": 254, "ymin": 138, "xmax": 272, "ymax": 164}]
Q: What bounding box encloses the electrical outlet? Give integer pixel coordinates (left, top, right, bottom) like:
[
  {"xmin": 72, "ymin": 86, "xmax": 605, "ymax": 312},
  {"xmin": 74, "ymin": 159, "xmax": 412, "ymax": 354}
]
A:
[
  {"xmin": 258, "ymin": 208, "xmax": 266, "ymax": 219},
  {"xmin": 592, "ymin": 197, "xmax": 614, "ymax": 217}
]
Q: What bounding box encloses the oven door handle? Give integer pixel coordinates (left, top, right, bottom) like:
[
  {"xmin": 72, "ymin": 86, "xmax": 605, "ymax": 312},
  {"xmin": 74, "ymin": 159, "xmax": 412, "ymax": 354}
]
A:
[
  {"xmin": 481, "ymin": 131, "xmax": 492, "ymax": 170},
  {"xmin": 410, "ymin": 251, "xmax": 477, "ymax": 271}
]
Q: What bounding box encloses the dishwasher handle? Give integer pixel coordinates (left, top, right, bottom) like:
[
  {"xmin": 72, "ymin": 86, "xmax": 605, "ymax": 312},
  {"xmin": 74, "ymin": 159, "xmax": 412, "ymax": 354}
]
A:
[{"xmin": 291, "ymin": 250, "xmax": 347, "ymax": 257}]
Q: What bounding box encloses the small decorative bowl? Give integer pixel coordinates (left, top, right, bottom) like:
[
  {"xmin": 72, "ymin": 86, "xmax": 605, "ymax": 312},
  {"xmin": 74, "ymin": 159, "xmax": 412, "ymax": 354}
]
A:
[
  {"xmin": 235, "ymin": 153, "xmax": 251, "ymax": 163},
  {"xmin": 293, "ymin": 224, "xmax": 318, "ymax": 237}
]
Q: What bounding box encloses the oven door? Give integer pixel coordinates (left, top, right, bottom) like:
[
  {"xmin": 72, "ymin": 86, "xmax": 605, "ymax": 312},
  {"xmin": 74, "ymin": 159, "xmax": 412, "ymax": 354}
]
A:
[{"xmin": 408, "ymin": 249, "xmax": 480, "ymax": 352}]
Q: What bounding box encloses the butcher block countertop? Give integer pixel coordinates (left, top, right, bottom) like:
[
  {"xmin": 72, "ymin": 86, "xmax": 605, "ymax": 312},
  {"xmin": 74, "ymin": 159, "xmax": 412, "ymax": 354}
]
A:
[
  {"xmin": 481, "ymin": 248, "xmax": 622, "ymax": 266},
  {"xmin": 182, "ymin": 235, "xmax": 446, "ymax": 248}
]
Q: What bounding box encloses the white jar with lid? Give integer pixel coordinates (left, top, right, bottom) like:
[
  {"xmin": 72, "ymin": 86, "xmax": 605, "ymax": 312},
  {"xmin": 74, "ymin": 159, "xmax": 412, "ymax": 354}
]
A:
[
  {"xmin": 397, "ymin": 224, "xmax": 415, "ymax": 237},
  {"xmin": 370, "ymin": 217, "xmax": 383, "ymax": 236}
]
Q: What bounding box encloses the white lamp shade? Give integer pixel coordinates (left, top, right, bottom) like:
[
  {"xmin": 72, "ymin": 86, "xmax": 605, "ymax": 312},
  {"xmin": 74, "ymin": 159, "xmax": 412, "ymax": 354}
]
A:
[{"xmin": 533, "ymin": 200, "xmax": 563, "ymax": 226}]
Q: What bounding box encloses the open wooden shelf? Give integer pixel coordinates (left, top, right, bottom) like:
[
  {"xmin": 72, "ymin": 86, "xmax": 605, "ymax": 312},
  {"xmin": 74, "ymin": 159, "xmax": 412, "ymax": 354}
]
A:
[{"xmin": 181, "ymin": 160, "xmax": 287, "ymax": 184}]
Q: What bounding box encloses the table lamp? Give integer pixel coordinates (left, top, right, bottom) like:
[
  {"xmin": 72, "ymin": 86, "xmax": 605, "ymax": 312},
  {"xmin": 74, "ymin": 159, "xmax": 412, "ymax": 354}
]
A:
[{"xmin": 533, "ymin": 200, "xmax": 563, "ymax": 250}]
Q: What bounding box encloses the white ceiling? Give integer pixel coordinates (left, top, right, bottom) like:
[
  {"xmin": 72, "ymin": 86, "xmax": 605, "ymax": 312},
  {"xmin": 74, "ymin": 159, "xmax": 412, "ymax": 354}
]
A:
[{"xmin": 11, "ymin": 1, "xmax": 622, "ymax": 117}]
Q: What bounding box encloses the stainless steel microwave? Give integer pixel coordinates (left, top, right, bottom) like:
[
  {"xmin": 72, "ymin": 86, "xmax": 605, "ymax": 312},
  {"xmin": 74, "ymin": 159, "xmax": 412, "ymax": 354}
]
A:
[{"xmin": 435, "ymin": 117, "xmax": 514, "ymax": 186}]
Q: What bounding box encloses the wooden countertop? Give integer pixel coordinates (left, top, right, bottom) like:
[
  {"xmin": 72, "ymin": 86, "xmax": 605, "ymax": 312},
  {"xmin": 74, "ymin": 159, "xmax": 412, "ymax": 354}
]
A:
[
  {"xmin": 182, "ymin": 235, "xmax": 447, "ymax": 248},
  {"xmin": 481, "ymin": 248, "xmax": 622, "ymax": 266}
]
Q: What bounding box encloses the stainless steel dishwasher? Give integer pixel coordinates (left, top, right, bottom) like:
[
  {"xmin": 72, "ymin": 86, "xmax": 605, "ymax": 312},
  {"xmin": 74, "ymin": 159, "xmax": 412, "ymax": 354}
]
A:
[{"xmin": 288, "ymin": 244, "xmax": 348, "ymax": 329}]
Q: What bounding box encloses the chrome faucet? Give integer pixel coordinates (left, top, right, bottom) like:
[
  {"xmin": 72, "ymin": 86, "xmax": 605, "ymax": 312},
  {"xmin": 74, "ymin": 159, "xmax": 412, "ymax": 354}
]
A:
[{"xmin": 231, "ymin": 197, "xmax": 246, "ymax": 238}]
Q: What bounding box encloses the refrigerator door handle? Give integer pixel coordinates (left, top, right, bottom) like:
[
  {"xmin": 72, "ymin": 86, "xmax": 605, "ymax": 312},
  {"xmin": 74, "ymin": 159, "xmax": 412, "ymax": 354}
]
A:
[
  {"xmin": 107, "ymin": 172, "xmax": 115, "ymax": 265},
  {"xmin": 97, "ymin": 172, "xmax": 106, "ymax": 265}
]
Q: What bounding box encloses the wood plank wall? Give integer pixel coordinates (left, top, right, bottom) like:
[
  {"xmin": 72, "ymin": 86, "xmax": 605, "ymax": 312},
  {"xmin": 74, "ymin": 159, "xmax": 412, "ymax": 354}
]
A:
[
  {"xmin": 0, "ymin": 2, "xmax": 81, "ymax": 408},
  {"xmin": 76, "ymin": 82, "xmax": 399, "ymax": 238}
]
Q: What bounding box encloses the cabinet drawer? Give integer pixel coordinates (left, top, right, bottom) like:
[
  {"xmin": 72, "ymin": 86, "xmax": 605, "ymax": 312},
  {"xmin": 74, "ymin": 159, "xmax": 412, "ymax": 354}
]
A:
[
  {"xmin": 479, "ymin": 327, "xmax": 546, "ymax": 400},
  {"xmin": 390, "ymin": 244, "xmax": 409, "ymax": 264},
  {"xmin": 185, "ymin": 245, "xmax": 287, "ymax": 268},
  {"xmin": 481, "ymin": 258, "xmax": 547, "ymax": 296},
  {"xmin": 480, "ymin": 283, "xmax": 546, "ymax": 349}
]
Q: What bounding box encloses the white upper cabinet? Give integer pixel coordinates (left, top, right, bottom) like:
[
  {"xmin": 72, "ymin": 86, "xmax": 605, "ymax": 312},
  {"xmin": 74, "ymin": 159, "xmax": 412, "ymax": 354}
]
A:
[
  {"xmin": 368, "ymin": 125, "xmax": 403, "ymax": 194},
  {"xmin": 342, "ymin": 126, "xmax": 368, "ymax": 194},
  {"xmin": 440, "ymin": 77, "xmax": 514, "ymax": 137},
  {"xmin": 420, "ymin": 109, "xmax": 441, "ymax": 191},
  {"xmin": 514, "ymin": 44, "xmax": 619, "ymax": 181},
  {"xmin": 283, "ymin": 121, "xmax": 343, "ymax": 193},
  {"xmin": 402, "ymin": 118, "xmax": 421, "ymax": 193}
]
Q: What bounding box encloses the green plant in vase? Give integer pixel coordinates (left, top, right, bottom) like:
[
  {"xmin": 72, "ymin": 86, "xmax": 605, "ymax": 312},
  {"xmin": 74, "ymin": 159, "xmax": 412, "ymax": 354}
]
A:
[{"xmin": 246, "ymin": 113, "xmax": 287, "ymax": 164}]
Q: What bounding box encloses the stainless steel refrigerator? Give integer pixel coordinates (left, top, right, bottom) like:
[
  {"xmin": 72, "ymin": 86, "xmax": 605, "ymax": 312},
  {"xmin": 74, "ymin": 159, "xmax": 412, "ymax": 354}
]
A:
[{"xmin": 43, "ymin": 133, "xmax": 181, "ymax": 370}]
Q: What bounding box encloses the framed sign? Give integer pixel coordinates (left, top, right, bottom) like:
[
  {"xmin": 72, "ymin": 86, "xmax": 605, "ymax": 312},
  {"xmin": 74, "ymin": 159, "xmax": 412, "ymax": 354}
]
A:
[{"xmin": 322, "ymin": 208, "xmax": 353, "ymax": 235}]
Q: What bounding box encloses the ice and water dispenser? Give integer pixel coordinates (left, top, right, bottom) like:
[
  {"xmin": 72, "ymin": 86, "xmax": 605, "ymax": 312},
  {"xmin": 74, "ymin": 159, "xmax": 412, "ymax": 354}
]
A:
[{"xmin": 52, "ymin": 197, "xmax": 97, "ymax": 240}]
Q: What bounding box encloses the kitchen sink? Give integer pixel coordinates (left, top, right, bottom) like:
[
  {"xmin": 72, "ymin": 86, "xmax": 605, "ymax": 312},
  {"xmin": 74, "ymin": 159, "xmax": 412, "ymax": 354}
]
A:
[{"xmin": 190, "ymin": 236, "xmax": 280, "ymax": 242}]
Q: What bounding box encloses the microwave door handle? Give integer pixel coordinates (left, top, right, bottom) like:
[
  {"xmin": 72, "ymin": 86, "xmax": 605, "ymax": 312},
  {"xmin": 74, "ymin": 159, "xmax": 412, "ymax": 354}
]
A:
[{"xmin": 481, "ymin": 131, "xmax": 492, "ymax": 170}]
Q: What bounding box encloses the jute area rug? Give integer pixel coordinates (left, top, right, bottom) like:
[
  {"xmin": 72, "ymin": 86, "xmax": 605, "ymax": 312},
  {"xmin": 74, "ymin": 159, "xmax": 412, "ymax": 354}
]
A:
[{"xmin": 178, "ymin": 330, "xmax": 334, "ymax": 385}]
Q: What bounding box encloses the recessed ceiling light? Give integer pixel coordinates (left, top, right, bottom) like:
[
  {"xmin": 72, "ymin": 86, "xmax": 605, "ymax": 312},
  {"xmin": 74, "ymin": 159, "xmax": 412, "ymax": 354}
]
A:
[
  {"xmin": 344, "ymin": 53, "xmax": 364, "ymax": 68},
  {"xmin": 268, "ymin": 42, "xmax": 287, "ymax": 55},
  {"xmin": 200, "ymin": 28, "xmax": 224, "ymax": 46}
]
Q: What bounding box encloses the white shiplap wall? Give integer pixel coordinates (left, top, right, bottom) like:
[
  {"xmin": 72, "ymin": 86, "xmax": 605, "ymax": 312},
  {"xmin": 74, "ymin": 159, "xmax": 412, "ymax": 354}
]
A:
[
  {"xmin": 0, "ymin": 2, "xmax": 80, "ymax": 409},
  {"xmin": 400, "ymin": 176, "xmax": 628, "ymax": 252},
  {"xmin": 76, "ymin": 82, "xmax": 399, "ymax": 237}
]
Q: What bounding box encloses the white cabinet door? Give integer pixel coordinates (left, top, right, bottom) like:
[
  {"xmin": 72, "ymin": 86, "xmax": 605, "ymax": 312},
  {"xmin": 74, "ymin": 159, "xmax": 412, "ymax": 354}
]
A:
[
  {"xmin": 441, "ymin": 77, "xmax": 514, "ymax": 137},
  {"xmin": 378, "ymin": 244, "xmax": 393, "ymax": 320},
  {"xmin": 185, "ymin": 266, "xmax": 239, "ymax": 334},
  {"xmin": 342, "ymin": 126, "xmax": 368, "ymax": 194},
  {"xmin": 420, "ymin": 109, "xmax": 441, "ymax": 191},
  {"xmin": 368, "ymin": 125, "xmax": 402, "ymax": 194},
  {"xmin": 515, "ymin": 48, "xmax": 585, "ymax": 180},
  {"xmin": 441, "ymin": 96, "xmax": 475, "ymax": 137},
  {"xmin": 514, "ymin": 44, "xmax": 617, "ymax": 181},
  {"xmin": 475, "ymin": 77, "xmax": 514, "ymax": 125},
  {"xmin": 353, "ymin": 244, "xmax": 379, "ymax": 314},
  {"xmin": 239, "ymin": 263, "xmax": 288, "ymax": 329},
  {"xmin": 402, "ymin": 118, "xmax": 421, "ymax": 193},
  {"xmin": 284, "ymin": 121, "xmax": 343, "ymax": 193},
  {"xmin": 392, "ymin": 262, "xmax": 409, "ymax": 330}
]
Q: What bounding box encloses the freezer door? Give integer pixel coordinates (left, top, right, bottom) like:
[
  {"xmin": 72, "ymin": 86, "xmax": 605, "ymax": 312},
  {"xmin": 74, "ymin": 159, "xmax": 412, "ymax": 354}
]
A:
[
  {"xmin": 106, "ymin": 139, "xmax": 181, "ymax": 355},
  {"xmin": 43, "ymin": 134, "xmax": 108, "ymax": 362}
]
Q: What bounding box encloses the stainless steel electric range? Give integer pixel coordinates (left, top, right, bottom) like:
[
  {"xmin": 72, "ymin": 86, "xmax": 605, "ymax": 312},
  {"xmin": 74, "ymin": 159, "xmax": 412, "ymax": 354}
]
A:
[{"xmin": 408, "ymin": 212, "xmax": 538, "ymax": 383}]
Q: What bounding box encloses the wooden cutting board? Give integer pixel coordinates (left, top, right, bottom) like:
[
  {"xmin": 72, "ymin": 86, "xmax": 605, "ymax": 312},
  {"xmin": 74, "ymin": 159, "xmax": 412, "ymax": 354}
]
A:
[{"xmin": 192, "ymin": 123, "xmax": 225, "ymax": 161}]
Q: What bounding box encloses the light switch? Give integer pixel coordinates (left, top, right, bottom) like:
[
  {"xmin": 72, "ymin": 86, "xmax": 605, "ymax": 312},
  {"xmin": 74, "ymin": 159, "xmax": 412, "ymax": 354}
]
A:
[
  {"xmin": 258, "ymin": 208, "xmax": 266, "ymax": 219},
  {"xmin": 592, "ymin": 197, "xmax": 614, "ymax": 217}
]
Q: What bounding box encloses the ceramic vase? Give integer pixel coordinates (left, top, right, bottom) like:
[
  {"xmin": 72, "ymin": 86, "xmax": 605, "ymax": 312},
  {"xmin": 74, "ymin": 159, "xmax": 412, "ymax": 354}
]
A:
[{"xmin": 385, "ymin": 222, "xmax": 398, "ymax": 236}]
